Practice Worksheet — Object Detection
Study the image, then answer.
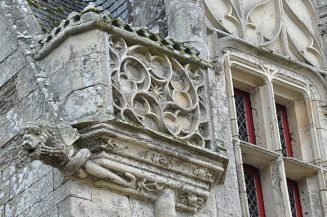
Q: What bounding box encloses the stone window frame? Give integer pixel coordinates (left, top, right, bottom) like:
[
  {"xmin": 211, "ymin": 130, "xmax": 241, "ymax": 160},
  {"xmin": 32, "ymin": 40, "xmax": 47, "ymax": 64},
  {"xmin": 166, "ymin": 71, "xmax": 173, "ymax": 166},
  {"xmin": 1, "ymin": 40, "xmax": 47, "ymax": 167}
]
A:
[
  {"xmin": 271, "ymin": 79, "xmax": 314, "ymax": 162},
  {"xmin": 224, "ymin": 52, "xmax": 322, "ymax": 217}
]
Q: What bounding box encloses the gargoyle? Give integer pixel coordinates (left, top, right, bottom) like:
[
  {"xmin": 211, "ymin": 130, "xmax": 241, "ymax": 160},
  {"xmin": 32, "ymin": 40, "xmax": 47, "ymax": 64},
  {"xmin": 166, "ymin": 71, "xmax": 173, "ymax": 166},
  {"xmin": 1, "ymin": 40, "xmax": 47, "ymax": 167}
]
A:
[
  {"xmin": 21, "ymin": 121, "xmax": 90, "ymax": 176},
  {"xmin": 21, "ymin": 121, "xmax": 136, "ymax": 187}
]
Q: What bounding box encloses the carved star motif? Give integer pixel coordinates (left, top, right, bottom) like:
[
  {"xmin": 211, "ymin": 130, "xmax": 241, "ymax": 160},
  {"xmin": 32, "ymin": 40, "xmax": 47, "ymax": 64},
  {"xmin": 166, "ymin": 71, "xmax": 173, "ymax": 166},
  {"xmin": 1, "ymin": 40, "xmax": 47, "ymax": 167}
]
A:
[{"xmin": 149, "ymin": 83, "xmax": 164, "ymax": 101}]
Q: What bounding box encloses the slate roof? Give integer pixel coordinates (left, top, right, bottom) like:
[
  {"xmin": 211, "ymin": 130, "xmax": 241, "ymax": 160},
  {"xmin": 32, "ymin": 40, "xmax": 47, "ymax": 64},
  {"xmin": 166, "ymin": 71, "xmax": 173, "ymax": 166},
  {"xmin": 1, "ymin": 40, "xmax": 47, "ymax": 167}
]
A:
[{"xmin": 27, "ymin": 0, "xmax": 128, "ymax": 33}]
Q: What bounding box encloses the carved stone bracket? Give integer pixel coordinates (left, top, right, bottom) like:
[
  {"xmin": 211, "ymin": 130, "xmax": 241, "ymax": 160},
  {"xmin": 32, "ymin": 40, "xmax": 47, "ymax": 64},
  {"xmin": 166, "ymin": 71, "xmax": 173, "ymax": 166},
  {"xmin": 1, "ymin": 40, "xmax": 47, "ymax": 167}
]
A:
[{"xmin": 21, "ymin": 120, "xmax": 227, "ymax": 213}]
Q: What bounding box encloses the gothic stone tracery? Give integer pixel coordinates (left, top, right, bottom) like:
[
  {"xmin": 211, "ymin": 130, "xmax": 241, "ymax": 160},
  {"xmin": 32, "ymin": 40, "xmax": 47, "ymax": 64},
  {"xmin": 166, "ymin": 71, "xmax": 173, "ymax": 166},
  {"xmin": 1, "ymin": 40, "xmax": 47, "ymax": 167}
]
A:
[{"xmin": 109, "ymin": 35, "xmax": 211, "ymax": 148}]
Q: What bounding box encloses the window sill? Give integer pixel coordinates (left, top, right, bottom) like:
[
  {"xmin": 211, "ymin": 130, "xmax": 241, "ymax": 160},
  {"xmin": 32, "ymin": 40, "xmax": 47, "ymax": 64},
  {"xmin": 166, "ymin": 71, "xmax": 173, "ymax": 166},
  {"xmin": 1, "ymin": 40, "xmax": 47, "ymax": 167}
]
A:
[
  {"xmin": 284, "ymin": 157, "xmax": 320, "ymax": 181},
  {"xmin": 240, "ymin": 141, "xmax": 279, "ymax": 169}
]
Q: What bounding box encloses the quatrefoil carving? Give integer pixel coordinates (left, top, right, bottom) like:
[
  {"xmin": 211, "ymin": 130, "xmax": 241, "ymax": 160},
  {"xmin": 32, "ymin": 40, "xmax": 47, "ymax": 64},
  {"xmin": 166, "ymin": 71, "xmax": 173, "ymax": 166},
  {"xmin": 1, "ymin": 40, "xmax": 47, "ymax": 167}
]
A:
[{"xmin": 110, "ymin": 36, "xmax": 210, "ymax": 147}]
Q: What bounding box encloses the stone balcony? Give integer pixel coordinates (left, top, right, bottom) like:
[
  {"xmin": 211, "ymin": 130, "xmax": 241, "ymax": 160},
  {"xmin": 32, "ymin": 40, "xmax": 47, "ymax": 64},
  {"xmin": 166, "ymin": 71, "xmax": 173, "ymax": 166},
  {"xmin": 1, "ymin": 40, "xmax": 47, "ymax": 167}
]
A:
[{"xmin": 20, "ymin": 9, "xmax": 228, "ymax": 215}]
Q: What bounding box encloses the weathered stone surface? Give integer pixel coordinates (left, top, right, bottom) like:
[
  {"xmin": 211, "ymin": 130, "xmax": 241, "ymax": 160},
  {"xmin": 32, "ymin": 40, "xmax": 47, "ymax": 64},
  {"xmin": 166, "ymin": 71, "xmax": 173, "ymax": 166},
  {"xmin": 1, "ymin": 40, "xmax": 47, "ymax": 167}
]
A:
[
  {"xmin": 0, "ymin": 0, "xmax": 327, "ymax": 217},
  {"xmin": 0, "ymin": 180, "xmax": 9, "ymax": 206},
  {"xmin": 131, "ymin": 0, "xmax": 167, "ymax": 35},
  {"xmin": 0, "ymin": 205, "xmax": 4, "ymax": 217},
  {"xmin": 0, "ymin": 10, "xmax": 18, "ymax": 64},
  {"xmin": 130, "ymin": 198, "xmax": 154, "ymax": 217},
  {"xmin": 214, "ymin": 186, "xmax": 242, "ymax": 217},
  {"xmin": 53, "ymin": 169, "xmax": 66, "ymax": 190},
  {"xmin": 0, "ymin": 75, "xmax": 18, "ymax": 117},
  {"xmin": 40, "ymin": 206, "xmax": 59, "ymax": 217},
  {"xmin": 90, "ymin": 188, "xmax": 134, "ymax": 217},
  {"xmin": 9, "ymin": 161, "xmax": 52, "ymax": 198},
  {"xmin": 5, "ymin": 172, "xmax": 53, "ymax": 217},
  {"xmin": 58, "ymin": 197, "xmax": 120, "ymax": 217},
  {"xmin": 62, "ymin": 86, "xmax": 104, "ymax": 121},
  {"xmin": 0, "ymin": 51, "xmax": 26, "ymax": 88},
  {"xmin": 19, "ymin": 181, "xmax": 91, "ymax": 217},
  {"xmin": 0, "ymin": 87, "xmax": 46, "ymax": 146}
]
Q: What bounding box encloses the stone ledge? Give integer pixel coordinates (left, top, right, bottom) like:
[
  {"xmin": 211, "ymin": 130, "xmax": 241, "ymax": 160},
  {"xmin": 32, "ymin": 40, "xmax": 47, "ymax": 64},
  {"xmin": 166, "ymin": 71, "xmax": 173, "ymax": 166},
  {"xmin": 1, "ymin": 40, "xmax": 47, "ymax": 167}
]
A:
[
  {"xmin": 283, "ymin": 157, "xmax": 320, "ymax": 181},
  {"xmin": 240, "ymin": 141, "xmax": 279, "ymax": 169}
]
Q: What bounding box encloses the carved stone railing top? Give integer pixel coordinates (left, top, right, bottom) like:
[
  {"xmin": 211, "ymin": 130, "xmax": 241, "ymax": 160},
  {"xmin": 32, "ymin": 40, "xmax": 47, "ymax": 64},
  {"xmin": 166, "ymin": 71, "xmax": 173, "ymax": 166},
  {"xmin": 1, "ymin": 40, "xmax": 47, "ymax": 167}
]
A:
[
  {"xmin": 34, "ymin": 9, "xmax": 202, "ymax": 61},
  {"xmin": 24, "ymin": 9, "xmax": 228, "ymax": 214}
]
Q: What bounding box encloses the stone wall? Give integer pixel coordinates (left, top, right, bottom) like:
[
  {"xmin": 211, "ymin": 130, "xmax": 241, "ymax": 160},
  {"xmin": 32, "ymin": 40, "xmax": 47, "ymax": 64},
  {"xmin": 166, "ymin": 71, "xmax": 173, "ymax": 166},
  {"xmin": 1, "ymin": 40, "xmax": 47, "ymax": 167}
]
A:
[{"xmin": 0, "ymin": 0, "xmax": 327, "ymax": 217}]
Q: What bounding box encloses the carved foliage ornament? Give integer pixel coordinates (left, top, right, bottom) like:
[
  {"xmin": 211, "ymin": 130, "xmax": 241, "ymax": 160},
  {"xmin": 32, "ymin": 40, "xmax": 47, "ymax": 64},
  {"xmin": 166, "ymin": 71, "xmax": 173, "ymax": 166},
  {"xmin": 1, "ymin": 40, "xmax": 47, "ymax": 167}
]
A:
[
  {"xmin": 109, "ymin": 35, "xmax": 211, "ymax": 147},
  {"xmin": 205, "ymin": 0, "xmax": 324, "ymax": 68}
]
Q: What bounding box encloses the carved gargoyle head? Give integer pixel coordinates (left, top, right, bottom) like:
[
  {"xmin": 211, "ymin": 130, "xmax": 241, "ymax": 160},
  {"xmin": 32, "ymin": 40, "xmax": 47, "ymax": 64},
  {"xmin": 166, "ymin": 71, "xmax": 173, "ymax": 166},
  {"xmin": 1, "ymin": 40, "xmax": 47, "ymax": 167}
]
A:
[{"xmin": 21, "ymin": 121, "xmax": 80, "ymax": 168}]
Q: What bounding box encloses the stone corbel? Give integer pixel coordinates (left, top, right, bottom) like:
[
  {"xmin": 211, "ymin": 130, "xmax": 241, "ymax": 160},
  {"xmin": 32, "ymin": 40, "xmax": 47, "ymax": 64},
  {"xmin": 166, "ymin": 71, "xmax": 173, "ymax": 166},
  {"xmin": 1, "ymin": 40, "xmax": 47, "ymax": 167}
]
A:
[{"xmin": 21, "ymin": 121, "xmax": 227, "ymax": 213}]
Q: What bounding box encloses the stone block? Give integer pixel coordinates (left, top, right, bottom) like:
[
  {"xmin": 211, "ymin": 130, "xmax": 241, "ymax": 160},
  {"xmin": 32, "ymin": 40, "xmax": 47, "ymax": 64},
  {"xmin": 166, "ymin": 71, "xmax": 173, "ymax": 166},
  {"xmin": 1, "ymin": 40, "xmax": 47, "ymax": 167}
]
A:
[
  {"xmin": 223, "ymin": 161, "xmax": 239, "ymax": 190},
  {"xmin": 58, "ymin": 197, "xmax": 120, "ymax": 217},
  {"xmin": 0, "ymin": 51, "xmax": 26, "ymax": 87},
  {"xmin": 40, "ymin": 205, "xmax": 59, "ymax": 217},
  {"xmin": 20, "ymin": 181, "xmax": 91, "ymax": 217},
  {"xmin": 0, "ymin": 179, "xmax": 9, "ymax": 206},
  {"xmin": 49, "ymin": 52, "xmax": 109, "ymax": 104},
  {"xmin": 0, "ymin": 14, "xmax": 18, "ymax": 64},
  {"xmin": 0, "ymin": 205, "xmax": 4, "ymax": 217},
  {"xmin": 53, "ymin": 169, "xmax": 67, "ymax": 190},
  {"xmin": 91, "ymin": 187, "xmax": 132, "ymax": 217},
  {"xmin": 10, "ymin": 161, "xmax": 52, "ymax": 198},
  {"xmin": 40, "ymin": 29, "xmax": 106, "ymax": 76},
  {"xmin": 0, "ymin": 88, "xmax": 47, "ymax": 146},
  {"xmin": 62, "ymin": 85, "xmax": 103, "ymax": 122},
  {"xmin": 214, "ymin": 186, "xmax": 242, "ymax": 216},
  {"xmin": 2, "ymin": 164, "xmax": 15, "ymax": 182},
  {"xmin": 16, "ymin": 66, "xmax": 38, "ymax": 100},
  {"xmin": 129, "ymin": 199, "xmax": 154, "ymax": 217},
  {"xmin": 5, "ymin": 172, "xmax": 53, "ymax": 217}
]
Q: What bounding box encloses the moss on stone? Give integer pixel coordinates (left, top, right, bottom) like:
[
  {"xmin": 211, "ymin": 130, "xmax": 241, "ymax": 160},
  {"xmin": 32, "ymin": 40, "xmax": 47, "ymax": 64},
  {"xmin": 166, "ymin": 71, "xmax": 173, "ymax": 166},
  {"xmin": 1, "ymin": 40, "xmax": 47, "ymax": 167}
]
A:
[
  {"xmin": 27, "ymin": 0, "xmax": 40, "ymax": 9},
  {"xmin": 81, "ymin": 7, "xmax": 101, "ymax": 15}
]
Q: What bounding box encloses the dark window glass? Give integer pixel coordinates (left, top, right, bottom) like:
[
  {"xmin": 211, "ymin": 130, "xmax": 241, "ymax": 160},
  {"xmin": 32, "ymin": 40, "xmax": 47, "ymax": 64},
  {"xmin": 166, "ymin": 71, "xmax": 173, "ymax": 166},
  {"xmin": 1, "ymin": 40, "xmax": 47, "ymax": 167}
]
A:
[
  {"xmin": 234, "ymin": 89, "xmax": 256, "ymax": 144},
  {"xmin": 287, "ymin": 180, "xmax": 303, "ymax": 217},
  {"xmin": 276, "ymin": 104, "xmax": 293, "ymax": 157},
  {"xmin": 244, "ymin": 165, "xmax": 265, "ymax": 217}
]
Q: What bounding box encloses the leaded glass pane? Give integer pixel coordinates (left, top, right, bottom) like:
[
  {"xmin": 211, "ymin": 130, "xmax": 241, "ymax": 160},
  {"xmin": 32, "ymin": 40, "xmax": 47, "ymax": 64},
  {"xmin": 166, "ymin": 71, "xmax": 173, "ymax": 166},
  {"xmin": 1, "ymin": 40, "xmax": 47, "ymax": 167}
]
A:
[
  {"xmin": 245, "ymin": 173, "xmax": 259, "ymax": 217},
  {"xmin": 288, "ymin": 185, "xmax": 297, "ymax": 217},
  {"xmin": 277, "ymin": 109, "xmax": 287, "ymax": 156},
  {"xmin": 235, "ymin": 95, "xmax": 248, "ymax": 142}
]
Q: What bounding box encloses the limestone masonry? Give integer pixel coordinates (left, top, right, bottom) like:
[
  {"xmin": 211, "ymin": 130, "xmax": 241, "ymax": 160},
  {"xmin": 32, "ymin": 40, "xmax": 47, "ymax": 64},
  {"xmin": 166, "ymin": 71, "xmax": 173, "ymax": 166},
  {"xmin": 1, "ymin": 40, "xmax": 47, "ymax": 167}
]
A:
[{"xmin": 0, "ymin": 0, "xmax": 327, "ymax": 217}]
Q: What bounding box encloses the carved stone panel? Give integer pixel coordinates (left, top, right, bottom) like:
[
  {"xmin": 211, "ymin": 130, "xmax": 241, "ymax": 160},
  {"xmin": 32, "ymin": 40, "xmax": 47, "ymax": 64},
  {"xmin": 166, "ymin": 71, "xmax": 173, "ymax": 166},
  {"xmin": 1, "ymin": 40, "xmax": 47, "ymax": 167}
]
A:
[
  {"xmin": 205, "ymin": 0, "xmax": 324, "ymax": 68},
  {"xmin": 109, "ymin": 35, "xmax": 211, "ymax": 148}
]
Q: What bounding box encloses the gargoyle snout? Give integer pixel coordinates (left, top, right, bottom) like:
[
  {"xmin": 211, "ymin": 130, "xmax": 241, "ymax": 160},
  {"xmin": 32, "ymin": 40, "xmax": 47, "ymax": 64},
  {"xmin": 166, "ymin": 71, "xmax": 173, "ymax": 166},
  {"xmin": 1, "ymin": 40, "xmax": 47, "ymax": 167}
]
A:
[{"xmin": 22, "ymin": 135, "xmax": 36, "ymax": 153}]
